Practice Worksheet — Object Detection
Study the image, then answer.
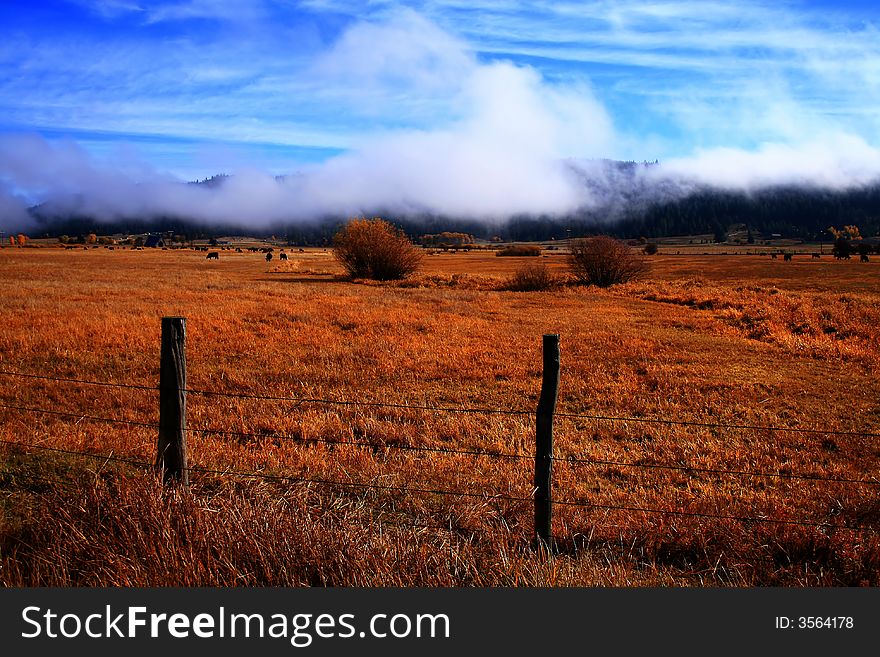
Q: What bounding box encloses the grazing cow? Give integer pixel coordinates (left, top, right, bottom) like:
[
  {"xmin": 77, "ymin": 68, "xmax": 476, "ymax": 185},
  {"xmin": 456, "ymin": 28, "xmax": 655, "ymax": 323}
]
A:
[
  {"xmin": 861, "ymin": 254, "xmax": 870, "ymax": 262},
  {"xmin": 771, "ymin": 253, "xmax": 777, "ymax": 259},
  {"xmin": 236, "ymin": 247, "xmax": 242, "ymax": 253},
  {"xmin": 783, "ymin": 253, "xmax": 792, "ymax": 261},
  {"xmin": 265, "ymin": 252, "xmax": 273, "ymax": 262},
  {"xmin": 279, "ymin": 252, "xmax": 288, "ymax": 261},
  {"xmin": 812, "ymin": 253, "xmax": 821, "ymax": 259},
  {"xmin": 206, "ymin": 251, "xmax": 219, "ymax": 260}
]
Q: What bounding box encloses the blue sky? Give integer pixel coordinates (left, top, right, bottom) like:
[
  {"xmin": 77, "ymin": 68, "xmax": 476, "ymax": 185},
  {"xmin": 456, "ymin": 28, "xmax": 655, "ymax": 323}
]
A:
[{"xmin": 2, "ymin": 0, "xmax": 880, "ymax": 225}]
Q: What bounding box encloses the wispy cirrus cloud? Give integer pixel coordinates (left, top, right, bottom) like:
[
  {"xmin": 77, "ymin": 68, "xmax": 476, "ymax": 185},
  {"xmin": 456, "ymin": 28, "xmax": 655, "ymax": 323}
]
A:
[
  {"xmin": 71, "ymin": 0, "xmax": 268, "ymax": 23},
  {"xmin": 299, "ymin": 1, "xmax": 880, "ymax": 156},
  {"xmin": 71, "ymin": 0, "xmax": 145, "ymax": 19},
  {"xmin": 143, "ymin": 0, "xmax": 269, "ymax": 23},
  {"xmin": 11, "ymin": 1, "xmax": 880, "ymax": 161}
]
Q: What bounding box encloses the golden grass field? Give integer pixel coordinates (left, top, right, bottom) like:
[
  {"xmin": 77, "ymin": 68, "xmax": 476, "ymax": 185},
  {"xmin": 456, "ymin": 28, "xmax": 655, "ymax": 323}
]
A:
[{"xmin": 1, "ymin": 243, "xmax": 879, "ymax": 586}]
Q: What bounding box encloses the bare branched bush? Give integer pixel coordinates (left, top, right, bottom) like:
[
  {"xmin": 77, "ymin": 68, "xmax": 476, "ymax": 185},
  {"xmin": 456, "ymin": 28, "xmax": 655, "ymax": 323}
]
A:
[
  {"xmin": 333, "ymin": 218, "xmax": 423, "ymax": 280},
  {"xmin": 504, "ymin": 262, "xmax": 559, "ymax": 291},
  {"xmin": 495, "ymin": 245, "xmax": 542, "ymax": 257},
  {"xmin": 569, "ymin": 235, "xmax": 649, "ymax": 287}
]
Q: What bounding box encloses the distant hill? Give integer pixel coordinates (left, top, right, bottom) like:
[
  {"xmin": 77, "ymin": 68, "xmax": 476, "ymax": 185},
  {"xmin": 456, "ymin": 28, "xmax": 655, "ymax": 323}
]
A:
[{"xmin": 26, "ymin": 160, "xmax": 880, "ymax": 243}]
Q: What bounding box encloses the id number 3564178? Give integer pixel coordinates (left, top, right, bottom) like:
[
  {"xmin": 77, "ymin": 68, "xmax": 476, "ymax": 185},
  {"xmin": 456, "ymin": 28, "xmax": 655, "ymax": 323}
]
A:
[{"xmin": 775, "ymin": 617, "xmax": 854, "ymax": 630}]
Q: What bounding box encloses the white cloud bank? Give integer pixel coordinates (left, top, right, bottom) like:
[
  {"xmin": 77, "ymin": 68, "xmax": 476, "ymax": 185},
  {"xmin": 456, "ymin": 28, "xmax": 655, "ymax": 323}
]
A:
[{"xmin": 656, "ymin": 134, "xmax": 880, "ymax": 191}]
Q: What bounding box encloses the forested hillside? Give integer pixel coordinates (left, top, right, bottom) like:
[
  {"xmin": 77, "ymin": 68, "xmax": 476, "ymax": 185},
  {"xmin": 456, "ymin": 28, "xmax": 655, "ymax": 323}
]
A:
[{"xmin": 25, "ymin": 163, "xmax": 880, "ymax": 243}]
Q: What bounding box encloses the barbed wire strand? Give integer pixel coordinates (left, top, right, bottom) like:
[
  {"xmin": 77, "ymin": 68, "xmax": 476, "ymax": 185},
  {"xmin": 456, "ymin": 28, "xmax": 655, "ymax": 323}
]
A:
[
  {"xmin": 0, "ymin": 438, "xmax": 154, "ymax": 470},
  {"xmin": 0, "ymin": 402, "xmax": 158, "ymax": 430},
  {"xmin": 0, "ymin": 368, "xmax": 532, "ymax": 416},
  {"xmin": 2, "ymin": 438, "xmax": 876, "ymax": 533},
  {"xmin": 186, "ymin": 463, "xmax": 523, "ymax": 502},
  {"xmin": 184, "ymin": 385, "xmax": 533, "ymax": 416},
  {"xmin": 0, "ymin": 369, "xmax": 156, "ymax": 392},
  {"xmin": 186, "ymin": 423, "xmax": 529, "ymax": 460},
  {"xmin": 0, "ymin": 401, "xmax": 527, "ymax": 460},
  {"xmin": 1, "ymin": 367, "xmax": 879, "ymax": 438},
  {"xmin": 2, "ymin": 402, "xmax": 877, "ymax": 486},
  {"xmin": 554, "ymin": 411, "xmax": 880, "ymax": 439},
  {"xmin": 550, "ymin": 498, "xmax": 875, "ymax": 532},
  {"xmin": 556, "ymin": 454, "xmax": 880, "ymax": 486}
]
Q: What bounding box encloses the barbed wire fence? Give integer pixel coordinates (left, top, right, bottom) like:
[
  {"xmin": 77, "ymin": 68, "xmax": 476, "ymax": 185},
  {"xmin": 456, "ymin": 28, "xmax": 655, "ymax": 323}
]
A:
[{"xmin": 1, "ymin": 318, "xmax": 879, "ymax": 551}]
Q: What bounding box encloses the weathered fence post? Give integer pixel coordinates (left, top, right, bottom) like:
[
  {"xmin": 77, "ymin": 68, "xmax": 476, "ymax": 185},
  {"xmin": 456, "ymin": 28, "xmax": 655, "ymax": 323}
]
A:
[
  {"xmin": 157, "ymin": 316, "xmax": 188, "ymax": 486},
  {"xmin": 535, "ymin": 333, "xmax": 560, "ymax": 549}
]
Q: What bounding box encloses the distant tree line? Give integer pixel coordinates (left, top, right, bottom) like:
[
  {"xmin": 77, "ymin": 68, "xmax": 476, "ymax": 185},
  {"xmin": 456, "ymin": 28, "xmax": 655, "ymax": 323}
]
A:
[
  {"xmin": 419, "ymin": 232, "xmax": 475, "ymax": 247},
  {"xmin": 501, "ymin": 185, "xmax": 880, "ymax": 242}
]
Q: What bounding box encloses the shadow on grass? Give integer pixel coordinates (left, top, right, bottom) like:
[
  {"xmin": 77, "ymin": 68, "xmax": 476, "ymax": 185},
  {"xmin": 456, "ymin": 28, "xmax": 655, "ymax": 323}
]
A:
[{"xmin": 255, "ymin": 273, "xmax": 343, "ymax": 284}]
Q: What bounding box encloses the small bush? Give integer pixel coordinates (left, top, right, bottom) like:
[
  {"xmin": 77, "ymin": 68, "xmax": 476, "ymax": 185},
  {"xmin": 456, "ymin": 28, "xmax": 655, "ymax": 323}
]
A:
[
  {"xmin": 569, "ymin": 235, "xmax": 649, "ymax": 287},
  {"xmin": 495, "ymin": 245, "xmax": 542, "ymax": 257},
  {"xmin": 504, "ymin": 262, "xmax": 558, "ymax": 291},
  {"xmin": 332, "ymin": 218, "xmax": 423, "ymax": 280}
]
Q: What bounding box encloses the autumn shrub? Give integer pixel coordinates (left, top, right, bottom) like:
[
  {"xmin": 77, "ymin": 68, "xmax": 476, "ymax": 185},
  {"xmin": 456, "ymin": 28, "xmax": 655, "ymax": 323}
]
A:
[
  {"xmin": 332, "ymin": 218, "xmax": 423, "ymax": 280},
  {"xmin": 569, "ymin": 235, "xmax": 649, "ymax": 287},
  {"xmin": 495, "ymin": 245, "xmax": 542, "ymax": 257},
  {"xmin": 504, "ymin": 262, "xmax": 558, "ymax": 291}
]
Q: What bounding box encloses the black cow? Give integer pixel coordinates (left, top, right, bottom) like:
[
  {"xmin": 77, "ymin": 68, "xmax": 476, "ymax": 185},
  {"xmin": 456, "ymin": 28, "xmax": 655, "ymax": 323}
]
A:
[
  {"xmin": 861, "ymin": 254, "xmax": 870, "ymax": 262},
  {"xmin": 279, "ymin": 252, "xmax": 288, "ymax": 261},
  {"xmin": 783, "ymin": 253, "xmax": 792, "ymax": 261},
  {"xmin": 206, "ymin": 251, "xmax": 219, "ymax": 260},
  {"xmin": 812, "ymin": 253, "xmax": 821, "ymax": 259},
  {"xmin": 265, "ymin": 252, "xmax": 273, "ymax": 262}
]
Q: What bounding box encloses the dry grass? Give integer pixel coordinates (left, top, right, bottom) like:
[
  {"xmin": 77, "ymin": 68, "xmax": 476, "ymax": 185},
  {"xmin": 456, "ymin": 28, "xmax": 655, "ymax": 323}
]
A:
[{"xmin": 1, "ymin": 246, "xmax": 880, "ymax": 586}]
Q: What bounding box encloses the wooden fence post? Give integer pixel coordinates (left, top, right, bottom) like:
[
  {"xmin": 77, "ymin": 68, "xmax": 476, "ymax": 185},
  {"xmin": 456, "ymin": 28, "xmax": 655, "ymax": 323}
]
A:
[
  {"xmin": 157, "ymin": 317, "xmax": 188, "ymax": 486},
  {"xmin": 535, "ymin": 333, "xmax": 560, "ymax": 548}
]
